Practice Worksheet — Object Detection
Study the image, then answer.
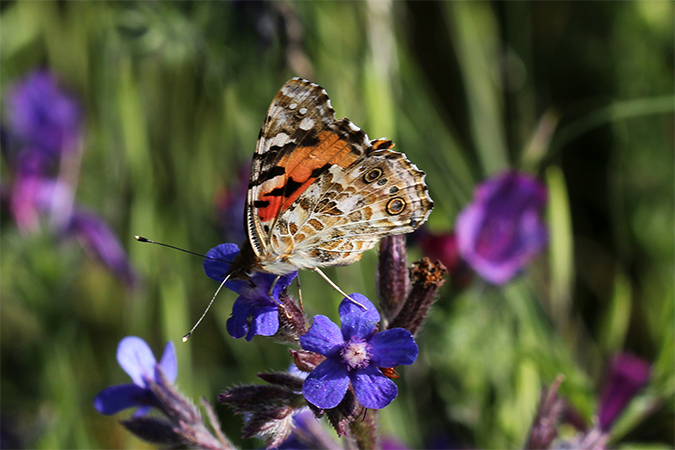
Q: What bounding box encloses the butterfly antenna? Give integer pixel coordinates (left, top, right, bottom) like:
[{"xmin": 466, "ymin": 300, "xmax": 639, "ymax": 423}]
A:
[
  {"xmin": 135, "ymin": 236, "xmax": 229, "ymax": 263},
  {"xmin": 312, "ymin": 268, "xmax": 365, "ymax": 309},
  {"xmin": 182, "ymin": 272, "xmax": 233, "ymax": 342}
]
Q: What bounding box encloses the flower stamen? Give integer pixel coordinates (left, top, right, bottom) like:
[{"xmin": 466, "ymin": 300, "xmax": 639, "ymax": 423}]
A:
[{"xmin": 341, "ymin": 340, "xmax": 371, "ymax": 369}]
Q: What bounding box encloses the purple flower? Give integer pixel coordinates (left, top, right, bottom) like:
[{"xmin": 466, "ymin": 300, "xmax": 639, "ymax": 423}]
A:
[
  {"xmin": 203, "ymin": 243, "xmax": 297, "ymax": 341},
  {"xmin": 10, "ymin": 171, "xmax": 72, "ymax": 234},
  {"xmin": 299, "ymin": 294, "xmax": 418, "ymax": 410},
  {"xmin": 214, "ymin": 164, "xmax": 249, "ymax": 245},
  {"xmin": 94, "ymin": 336, "xmax": 177, "ymax": 416},
  {"xmin": 598, "ymin": 352, "xmax": 651, "ymax": 431},
  {"xmin": 67, "ymin": 209, "xmax": 137, "ymax": 287},
  {"xmin": 456, "ymin": 171, "xmax": 548, "ymax": 285},
  {"xmin": 6, "ymin": 70, "xmax": 81, "ymax": 158}
]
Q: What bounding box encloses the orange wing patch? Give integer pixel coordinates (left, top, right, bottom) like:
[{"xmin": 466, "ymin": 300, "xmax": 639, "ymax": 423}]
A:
[{"xmin": 256, "ymin": 130, "xmax": 360, "ymax": 223}]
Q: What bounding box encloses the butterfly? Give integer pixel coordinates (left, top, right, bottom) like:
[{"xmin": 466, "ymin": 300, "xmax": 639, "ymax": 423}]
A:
[{"xmin": 227, "ymin": 78, "xmax": 433, "ymax": 295}]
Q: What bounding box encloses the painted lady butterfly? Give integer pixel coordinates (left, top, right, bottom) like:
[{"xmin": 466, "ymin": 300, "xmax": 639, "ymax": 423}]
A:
[{"xmin": 228, "ymin": 78, "xmax": 433, "ymax": 289}]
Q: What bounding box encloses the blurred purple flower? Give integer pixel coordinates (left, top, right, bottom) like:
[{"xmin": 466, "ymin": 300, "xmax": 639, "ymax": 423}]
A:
[
  {"xmin": 456, "ymin": 171, "xmax": 548, "ymax": 285},
  {"xmin": 94, "ymin": 336, "xmax": 177, "ymax": 416},
  {"xmin": 299, "ymin": 294, "xmax": 418, "ymax": 410},
  {"xmin": 214, "ymin": 163, "xmax": 249, "ymax": 245},
  {"xmin": 203, "ymin": 243, "xmax": 297, "ymax": 341},
  {"xmin": 10, "ymin": 171, "xmax": 71, "ymax": 234},
  {"xmin": 6, "ymin": 70, "xmax": 81, "ymax": 158},
  {"xmin": 67, "ymin": 209, "xmax": 138, "ymax": 287},
  {"xmin": 4, "ymin": 69, "xmax": 137, "ymax": 288},
  {"xmin": 598, "ymin": 352, "xmax": 651, "ymax": 431}
]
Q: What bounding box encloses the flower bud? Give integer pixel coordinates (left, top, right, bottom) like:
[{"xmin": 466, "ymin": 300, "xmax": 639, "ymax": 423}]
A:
[
  {"xmin": 389, "ymin": 258, "xmax": 447, "ymax": 334},
  {"xmin": 377, "ymin": 235, "xmax": 411, "ymax": 323}
]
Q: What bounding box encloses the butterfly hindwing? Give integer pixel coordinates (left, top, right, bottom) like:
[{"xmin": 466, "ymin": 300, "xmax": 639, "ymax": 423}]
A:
[{"xmin": 270, "ymin": 140, "xmax": 433, "ymax": 269}]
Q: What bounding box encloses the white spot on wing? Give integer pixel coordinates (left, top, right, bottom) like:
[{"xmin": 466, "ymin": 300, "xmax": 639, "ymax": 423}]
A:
[
  {"xmin": 299, "ymin": 117, "xmax": 315, "ymax": 131},
  {"xmin": 272, "ymin": 132, "xmax": 291, "ymax": 147},
  {"xmin": 299, "ymin": 107, "xmax": 307, "ymax": 115},
  {"xmin": 289, "ymin": 103, "xmax": 297, "ymax": 109},
  {"xmin": 348, "ymin": 121, "xmax": 361, "ymax": 132}
]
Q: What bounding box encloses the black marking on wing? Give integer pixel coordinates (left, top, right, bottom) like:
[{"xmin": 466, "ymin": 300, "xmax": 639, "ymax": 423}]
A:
[
  {"xmin": 265, "ymin": 178, "xmax": 304, "ymax": 197},
  {"xmin": 249, "ymin": 165, "xmax": 286, "ymax": 188}
]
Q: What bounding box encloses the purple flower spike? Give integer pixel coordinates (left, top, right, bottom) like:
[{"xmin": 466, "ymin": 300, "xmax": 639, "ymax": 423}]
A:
[
  {"xmin": 598, "ymin": 352, "xmax": 651, "ymax": 431},
  {"xmin": 299, "ymin": 294, "xmax": 418, "ymax": 410},
  {"xmin": 203, "ymin": 243, "xmax": 297, "ymax": 341},
  {"xmin": 94, "ymin": 336, "xmax": 177, "ymax": 416},
  {"xmin": 6, "ymin": 70, "xmax": 81, "ymax": 157},
  {"xmin": 456, "ymin": 171, "xmax": 548, "ymax": 285}
]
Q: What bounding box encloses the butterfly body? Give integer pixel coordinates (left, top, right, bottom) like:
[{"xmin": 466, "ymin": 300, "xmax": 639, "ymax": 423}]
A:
[{"xmin": 228, "ymin": 78, "xmax": 433, "ymax": 281}]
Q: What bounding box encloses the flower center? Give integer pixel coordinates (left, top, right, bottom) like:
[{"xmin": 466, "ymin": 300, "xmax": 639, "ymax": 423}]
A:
[{"xmin": 341, "ymin": 340, "xmax": 371, "ymax": 369}]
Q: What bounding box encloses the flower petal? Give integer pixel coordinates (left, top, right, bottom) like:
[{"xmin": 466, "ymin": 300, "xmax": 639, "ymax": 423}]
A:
[
  {"xmin": 599, "ymin": 352, "xmax": 651, "ymax": 431},
  {"xmin": 350, "ymin": 365, "xmax": 398, "ymax": 409},
  {"xmin": 236, "ymin": 272, "xmax": 276, "ymax": 301},
  {"xmin": 247, "ymin": 304, "xmax": 280, "ymax": 341},
  {"xmin": 302, "ymin": 358, "xmax": 350, "ymax": 409},
  {"xmin": 68, "ymin": 209, "xmax": 137, "ymax": 287},
  {"xmin": 369, "ymin": 328, "xmax": 419, "ymax": 367},
  {"xmin": 131, "ymin": 406, "xmax": 153, "ymax": 418},
  {"xmin": 456, "ymin": 171, "xmax": 548, "ymax": 285},
  {"xmin": 117, "ymin": 336, "xmax": 157, "ymax": 387},
  {"xmin": 338, "ymin": 294, "xmax": 380, "ymax": 341},
  {"xmin": 226, "ymin": 297, "xmax": 255, "ymax": 339},
  {"xmin": 271, "ymin": 271, "xmax": 298, "ymax": 302},
  {"xmin": 299, "ymin": 315, "xmax": 344, "ymax": 357},
  {"xmin": 203, "ymin": 244, "xmax": 247, "ymax": 289},
  {"xmin": 93, "ymin": 384, "xmax": 152, "ymax": 415},
  {"xmin": 7, "ymin": 70, "xmax": 81, "ymax": 156},
  {"xmin": 158, "ymin": 341, "xmax": 177, "ymax": 383}
]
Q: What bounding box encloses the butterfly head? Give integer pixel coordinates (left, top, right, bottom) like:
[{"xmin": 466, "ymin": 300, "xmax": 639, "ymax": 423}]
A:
[{"xmin": 226, "ymin": 239, "xmax": 261, "ymax": 280}]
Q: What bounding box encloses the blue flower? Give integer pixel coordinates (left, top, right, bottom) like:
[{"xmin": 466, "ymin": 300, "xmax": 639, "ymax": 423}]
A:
[
  {"xmin": 456, "ymin": 171, "xmax": 548, "ymax": 285},
  {"xmin": 203, "ymin": 243, "xmax": 297, "ymax": 341},
  {"xmin": 94, "ymin": 336, "xmax": 177, "ymax": 416},
  {"xmin": 299, "ymin": 294, "xmax": 418, "ymax": 410}
]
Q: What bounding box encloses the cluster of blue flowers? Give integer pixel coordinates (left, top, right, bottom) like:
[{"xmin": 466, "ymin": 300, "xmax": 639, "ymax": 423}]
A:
[
  {"xmin": 95, "ymin": 240, "xmax": 424, "ymax": 448},
  {"xmin": 203, "ymin": 244, "xmax": 419, "ymax": 410}
]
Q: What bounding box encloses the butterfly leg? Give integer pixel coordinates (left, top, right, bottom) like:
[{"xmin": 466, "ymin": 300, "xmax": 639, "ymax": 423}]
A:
[
  {"xmin": 296, "ymin": 274, "xmax": 305, "ymax": 312},
  {"xmin": 268, "ymin": 275, "xmax": 292, "ymax": 318},
  {"xmin": 311, "ymin": 268, "xmax": 366, "ymax": 309}
]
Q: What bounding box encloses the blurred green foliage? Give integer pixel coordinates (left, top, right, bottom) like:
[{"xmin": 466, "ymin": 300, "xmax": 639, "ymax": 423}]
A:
[{"xmin": 1, "ymin": 1, "xmax": 673, "ymax": 449}]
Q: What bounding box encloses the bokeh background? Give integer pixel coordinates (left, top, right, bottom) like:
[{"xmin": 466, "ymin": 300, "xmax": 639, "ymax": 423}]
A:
[{"xmin": 1, "ymin": 1, "xmax": 673, "ymax": 449}]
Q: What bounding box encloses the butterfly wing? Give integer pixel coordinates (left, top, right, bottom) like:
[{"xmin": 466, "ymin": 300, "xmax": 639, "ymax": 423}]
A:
[
  {"xmin": 277, "ymin": 139, "xmax": 433, "ymax": 269},
  {"xmin": 247, "ymin": 78, "xmax": 433, "ymax": 273},
  {"xmin": 247, "ymin": 78, "xmax": 371, "ymax": 259}
]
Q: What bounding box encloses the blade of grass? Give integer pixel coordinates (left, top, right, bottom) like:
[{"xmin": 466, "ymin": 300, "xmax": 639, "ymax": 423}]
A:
[
  {"xmin": 446, "ymin": 1, "xmax": 509, "ymax": 175},
  {"xmin": 549, "ymin": 95, "xmax": 675, "ymax": 158}
]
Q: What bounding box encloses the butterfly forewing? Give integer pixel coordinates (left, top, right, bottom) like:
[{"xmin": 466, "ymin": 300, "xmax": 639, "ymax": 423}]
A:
[{"xmin": 247, "ymin": 79, "xmax": 370, "ymax": 257}]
